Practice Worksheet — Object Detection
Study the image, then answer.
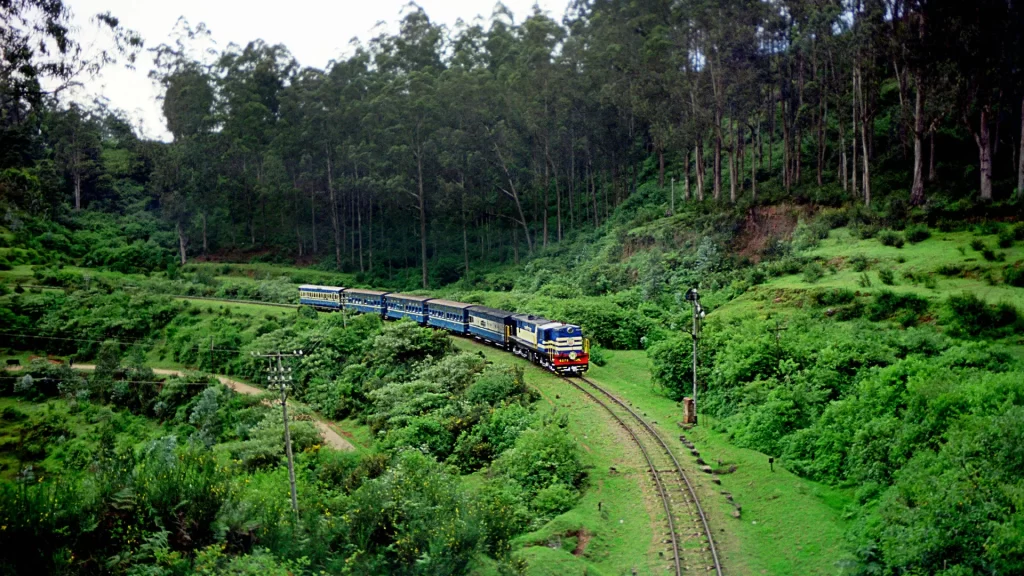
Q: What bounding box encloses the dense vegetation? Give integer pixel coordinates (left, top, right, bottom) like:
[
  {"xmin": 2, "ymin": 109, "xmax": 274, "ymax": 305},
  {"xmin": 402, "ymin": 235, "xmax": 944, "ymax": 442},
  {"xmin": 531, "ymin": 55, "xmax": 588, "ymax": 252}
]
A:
[
  {"xmin": 4, "ymin": 0, "xmax": 1024, "ymax": 574},
  {"xmin": 0, "ymin": 289, "xmax": 586, "ymax": 574}
]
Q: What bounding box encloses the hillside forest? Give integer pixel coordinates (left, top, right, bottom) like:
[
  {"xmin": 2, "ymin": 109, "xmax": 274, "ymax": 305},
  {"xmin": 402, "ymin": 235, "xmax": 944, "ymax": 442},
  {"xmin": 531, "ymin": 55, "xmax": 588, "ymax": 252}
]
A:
[{"xmin": 3, "ymin": 0, "xmax": 1024, "ymax": 575}]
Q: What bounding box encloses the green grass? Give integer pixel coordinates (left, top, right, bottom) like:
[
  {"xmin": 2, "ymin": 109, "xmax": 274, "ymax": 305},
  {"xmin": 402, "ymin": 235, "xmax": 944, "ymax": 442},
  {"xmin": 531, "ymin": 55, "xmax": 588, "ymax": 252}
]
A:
[
  {"xmin": 455, "ymin": 338, "xmax": 663, "ymax": 576},
  {"xmin": 769, "ymin": 228, "xmax": 1024, "ymax": 307},
  {"xmin": 455, "ymin": 338, "xmax": 851, "ymax": 575},
  {"xmin": 586, "ymin": 351, "xmax": 853, "ymax": 575}
]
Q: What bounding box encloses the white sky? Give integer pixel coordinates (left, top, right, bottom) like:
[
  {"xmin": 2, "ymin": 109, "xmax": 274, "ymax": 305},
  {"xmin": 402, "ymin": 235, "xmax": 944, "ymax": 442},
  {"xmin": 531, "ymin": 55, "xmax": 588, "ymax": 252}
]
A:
[{"xmin": 66, "ymin": 0, "xmax": 567, "ymax": 141}]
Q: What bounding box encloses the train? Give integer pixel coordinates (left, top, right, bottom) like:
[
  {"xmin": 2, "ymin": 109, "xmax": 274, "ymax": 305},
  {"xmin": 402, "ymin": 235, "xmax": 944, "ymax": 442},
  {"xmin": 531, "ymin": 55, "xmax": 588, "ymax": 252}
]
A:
[{"xmin": 298, "ymin": 285, "xmax": 590, "ymax": 374}]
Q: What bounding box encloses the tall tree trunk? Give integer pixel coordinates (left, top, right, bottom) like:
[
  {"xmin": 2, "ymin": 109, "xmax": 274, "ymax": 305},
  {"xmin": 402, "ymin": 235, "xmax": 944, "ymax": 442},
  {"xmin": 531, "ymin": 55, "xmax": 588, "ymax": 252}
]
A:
[
  {"xmin": 461, "ymin": 172, "xmax": 469, "ymax": 278},
  {"xmin": 176, "ymin": 221, "xmax": 187, "ymax": 266},
  {"xmin": 1018, "ymin": 96, "xmax": 1024, "ymax": 197},
  {"xmin": 416, "ymin": 151, "xmax": 429, "ymax": 288},
  {"xmin": 714, "ymin": 109, "xmax": 723, "ymax": 200},
  {"xmin": 542, "ymin": 149, "xmax": 549, "ymax": 249},
  {"xmin": 696, "ymin": 142, "xmax": 706, "ymax": 201},
  {"xmin": 910, "ymin": 72, "xmax": 926, "ymax": 205},
  {"xmin": 310, "ymin": 188, "xmax": 318, "ymax": 254},
  {"xmin": 201, "ymin": 212, "xmax": 208, "ymax": 255},
  {"xmin": 928, "ymin": 129, "xmax": 936, "ymax": 182},
  {"xmin": 73, "ymin": 171, "xmax": 82, "ymax": 211},
  {"xmin": 751, "ymin": 129, "xmax": 757, "ymax": 201},
  {"xmin": 546, "ymin": 149, "xmax": 562, "ymax": 243},
  {"xmin": 683, "ymin": 147, "xmax": 691, "ymax": 201},
  {"xmin": 495, "ymin": 142, "xmax": 534, "ymax": 253},
  {"xmin": 368, "ymin": 197, "xmax": 373, "ymax": 273},
  {"xmin": 972, "ymin": 107, "xmax": 994, "ymax": 201},
  {"xmin": 852, "ymin": 71, "xmax": 859, "ymax": 198},
  {"xmin": 658, "ymin": 148, "xmax": 665, "ymax": 188},
  {"xmin": 729, "ymin": 116, "xmax": 737, "ymax": 204},
  {"xmin": 357, "ymin": 191, "xmax": 364, "ymax": 273},
  {"xmin": 589, "ymin": 159, "xmax": 599, "ymax": 227},
  {"xmin": 326, "ymin": 152, "xmax": 341, "ymax": 270},
  {"xmin": 817, "ymin": 92, "xmax": 827, "ymax": 187}
]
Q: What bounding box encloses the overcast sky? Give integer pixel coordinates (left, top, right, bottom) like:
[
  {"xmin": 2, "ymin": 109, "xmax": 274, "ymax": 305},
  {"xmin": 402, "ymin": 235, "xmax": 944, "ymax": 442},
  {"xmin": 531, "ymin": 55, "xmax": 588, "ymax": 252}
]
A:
[{"xmin": 66, "ymin": 0, "xmax": 567, "ymax": 141}]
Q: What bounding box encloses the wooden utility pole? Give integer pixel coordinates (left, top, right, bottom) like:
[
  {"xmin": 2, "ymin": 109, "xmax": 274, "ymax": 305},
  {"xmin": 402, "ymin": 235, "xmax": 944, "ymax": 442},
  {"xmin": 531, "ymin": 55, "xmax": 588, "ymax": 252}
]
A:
[{"xmin": 252, "ymin": 349, "xmax": 305, "ymax": 516}]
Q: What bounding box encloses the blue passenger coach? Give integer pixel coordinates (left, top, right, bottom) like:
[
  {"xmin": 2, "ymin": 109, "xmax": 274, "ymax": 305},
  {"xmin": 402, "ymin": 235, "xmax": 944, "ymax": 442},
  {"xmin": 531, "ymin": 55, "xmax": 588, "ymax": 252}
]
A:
[
  {"xmin": 467, "ymin": 305, "xmax": 514, "ymax": 346},
  {"xmin": 426, "ymin": 299, "xmax": 472, "ymax": 334},
  {"xmin": 344, "ymin": 289, "xmax": 389, "ymax": 316},
  {"xmin": 385, "ymin": 294, "xmax": 432, "ymax": 324},
  {"xmin": 298, "ymin": 285, "xmax": 344, "ymax": 310}
]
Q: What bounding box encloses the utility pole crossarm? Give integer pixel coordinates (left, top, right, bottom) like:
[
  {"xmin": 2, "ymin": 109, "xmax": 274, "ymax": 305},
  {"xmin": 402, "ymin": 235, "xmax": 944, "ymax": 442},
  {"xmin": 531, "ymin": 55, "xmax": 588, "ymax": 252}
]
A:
[{"xmin": 251, "ymin": 350, "xmax": 305, "ymax": 516}]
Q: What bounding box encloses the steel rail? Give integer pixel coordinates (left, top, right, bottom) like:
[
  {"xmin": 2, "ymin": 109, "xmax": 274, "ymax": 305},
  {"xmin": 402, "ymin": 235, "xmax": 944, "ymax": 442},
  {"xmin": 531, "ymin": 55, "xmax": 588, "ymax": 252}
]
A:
[
  {"xmin": 577, "ymin": 375, "xmax": 723, "ymax": 576},
  {"xmin": 560, "ymin": 376, "xmax": 683, "ymax": 576}
]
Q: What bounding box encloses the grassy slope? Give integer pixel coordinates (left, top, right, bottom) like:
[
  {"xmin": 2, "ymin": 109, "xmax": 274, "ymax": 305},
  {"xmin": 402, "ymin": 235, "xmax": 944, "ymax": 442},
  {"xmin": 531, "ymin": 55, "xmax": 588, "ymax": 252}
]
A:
[
  {"xmin": 587, "ymin": 352, "xmax": 853, "ymax": 575},
  {"xmin": 456, "ymin": 338, "xmax": 851, "ymax": 576},
  {"xmin": 455, "ymin": 338, "xmax": 664, "ymax": 576},
  {"xmin": 777, "ymin": 227, "xmax": 1024, "ymax": 307}
]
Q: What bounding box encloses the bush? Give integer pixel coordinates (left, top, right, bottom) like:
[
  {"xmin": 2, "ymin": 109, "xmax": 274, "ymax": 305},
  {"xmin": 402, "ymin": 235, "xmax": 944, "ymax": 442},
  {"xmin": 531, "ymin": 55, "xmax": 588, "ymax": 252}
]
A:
[
  {"xmin": 878, "ymin": 230, "xmax": 905, "ymax": 248},
  {"xmin": 857, "ymin": 224, "xmax": 880, "ymax": 239},
  {"xmin": 867, "ymin": 290, "xmax": 929, "ymax": 324},
  {"xmin": 878, "ymin": 268, "xmax": 896, "ymax": 286},
  {"xmin": 1005, "ymin": 266, "xmax": 1024, "ymax": 288},
  {"xmin": 802, "ymin": 262, "xmax": 824, "ymax": 283},
  {"xmin": 1015, "ymin": 224, "xmax": 1024, "ymax": 241},
  {"xmin": 982, "ymin": 248, "xmax": 999, "ymax": 262},
  {"xmin": 0, "ymin": 256, "xmax": 11, "ymax": 271},
  {"xmin": 849, "ymin": 253, "xmax": 869, "ymax": 272},
  {"xmin": 858, "ymin": 272, "xmax": 873, "ymax": 288},
  {"xmin": 944, "ymin": 293, "xmax": 1021, "ymax": 337},
  {"xmin": 997, "ymin": 228, "xmax": 1015, "ymax": 248},
  {"xmin": 814, "ymin": 288, "xmax": 857, "ymax": 307},
  {"xmin": 936, "ymin": 263, "xmax": 964, "ymax": 277},
  {"xmin": 904, "ymin": 224, "xmax": 931, "ymax": 243},
  {"xmin": 970, "ymin": 238, "xmax": 986, "ymax": 251}
]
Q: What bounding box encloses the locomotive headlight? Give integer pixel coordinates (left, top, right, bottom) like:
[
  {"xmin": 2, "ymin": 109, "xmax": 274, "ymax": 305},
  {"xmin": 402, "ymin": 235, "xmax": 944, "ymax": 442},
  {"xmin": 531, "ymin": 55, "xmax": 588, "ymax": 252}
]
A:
[{"xmin": 569, "ymin": 352, "xmax": 577, "ymax": 360}]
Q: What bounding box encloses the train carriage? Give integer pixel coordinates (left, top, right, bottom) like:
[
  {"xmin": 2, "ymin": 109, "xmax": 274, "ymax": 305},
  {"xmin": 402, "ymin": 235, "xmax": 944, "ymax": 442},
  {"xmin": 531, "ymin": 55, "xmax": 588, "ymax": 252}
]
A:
[
  {"xmin": 426, "ymin": 299, "xmax": 472, "ymax": 334},
  {"xmin": 385, "ymin": 294, "xmax": 432, "ymax": 324},
  {"xmin": 467, "ymin": 305, "xmax": 514, "ymax": 346},
  {"xmin": 299, "ymin": 285, "xmax": 345, "ymax": 310},
  {"xmin": 298, "ymin": 286, "xmax": 589, "ymax": 374},
  {"xmin": 344, "ymin": 289, "xmax": 389, "ymax": 316}
]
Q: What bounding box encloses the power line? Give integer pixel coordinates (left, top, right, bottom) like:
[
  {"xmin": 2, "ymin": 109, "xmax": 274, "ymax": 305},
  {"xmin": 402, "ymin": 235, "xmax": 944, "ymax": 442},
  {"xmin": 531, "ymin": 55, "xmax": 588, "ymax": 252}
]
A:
[{"xmin": 251, "ymin": 349, "xmax": 305, "ymax": 517}]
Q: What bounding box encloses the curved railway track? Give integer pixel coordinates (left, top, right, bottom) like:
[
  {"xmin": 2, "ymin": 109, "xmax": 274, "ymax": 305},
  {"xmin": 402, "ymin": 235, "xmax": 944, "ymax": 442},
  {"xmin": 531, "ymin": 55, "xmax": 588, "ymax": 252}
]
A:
[{"xmin": 564, "ymin": 375, "xmax": 723, "ymax": 576}]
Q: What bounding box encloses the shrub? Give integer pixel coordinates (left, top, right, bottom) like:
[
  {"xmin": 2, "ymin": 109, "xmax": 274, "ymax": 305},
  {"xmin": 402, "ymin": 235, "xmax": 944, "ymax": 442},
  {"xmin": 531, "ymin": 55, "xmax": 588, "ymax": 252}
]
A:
[
  {"xmin": 857, "ymin": 224, "xmax": 880, "ymax": 239},
  {"xmin": 1015, "ymin": 224, "xmax": 1024, "ymax": 241},
  {"xmin": 803, "ymin": 262, "xmax": 824, "ymax": 283},
  {"xmin": 849, "ymin": 253, "xmax": 869, "ymax": 272},
  {"xmin": 878, "ymin": 230, "xmax": 905, "ymax": 248},
  {"xmin": 0, "ymin": 255, "xmax": 11, "ymax": 271},
  {"xmin": 970, "ymin": 238, "xmax": 985, "ymax": 251},
  {"xmin": 878, "ymin": 268, "xmax": 896, "ymax": 285},
  {"xmin": 982, "ymin": 248, "xmax": 998, "ymax": 262},
  {"xmin": 904, "ymin": 224, "xmax": 931, "ymax": 243},
  {"xmin": 858, "ymin": 273, "xmax": 873, "ymax": 288},
  {"xmin": 1005, "ymin": 266, "xmax": 1024, "ymax": 288},
  {"xmin": 997, "ymin": 228, "xmax": 1015, "ymax": 248},
  {"xmin": 814, "ymin": 288, "xmax": 857, "ymax": 307},
  {"xmin": 867, "ymin": 290, "xmax": 929, "ymax": 323},
  {"xmin": 767, "ymin": 257, "xmax": 803, "ymax": 277},
  {"xmin": 944, "ymin": 293, "xmax": 1021, "ymax": 337},
  {"xmin": 936, "ymin": 263, "xmax": 964, "ymax": 277}
]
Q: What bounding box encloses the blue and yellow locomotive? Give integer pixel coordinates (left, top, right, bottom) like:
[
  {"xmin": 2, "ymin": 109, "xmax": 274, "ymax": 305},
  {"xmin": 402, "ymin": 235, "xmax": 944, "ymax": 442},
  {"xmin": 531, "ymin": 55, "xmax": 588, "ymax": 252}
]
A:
[{"xmin": 298, "ymin": 285, "xmax": 590, "ymax": 374}]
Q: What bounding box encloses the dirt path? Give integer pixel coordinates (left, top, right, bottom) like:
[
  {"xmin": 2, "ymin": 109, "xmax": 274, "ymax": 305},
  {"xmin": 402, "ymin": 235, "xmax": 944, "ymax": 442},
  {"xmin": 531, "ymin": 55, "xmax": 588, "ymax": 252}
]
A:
[{"xmin": 30, "ymin": 364, "xmax": 355, "ymax": 451}]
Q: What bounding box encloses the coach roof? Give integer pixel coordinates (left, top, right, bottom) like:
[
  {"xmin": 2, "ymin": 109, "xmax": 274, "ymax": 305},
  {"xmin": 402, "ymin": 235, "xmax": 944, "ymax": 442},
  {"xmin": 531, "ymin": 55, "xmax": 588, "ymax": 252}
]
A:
[
  {"xmin": 427, "ymin": 299, "xmax": 473, "ymax": 308},
  {"xmin": 468, "ymin": 305, "xmax": 514, "ymax": 318},
  {"xmin": 385, "ymin": 293, "xmax": 433, "ymax": 302},
  {"xmin": 344, "ymin": 288, "xmax": 389, "ymax": 296}
]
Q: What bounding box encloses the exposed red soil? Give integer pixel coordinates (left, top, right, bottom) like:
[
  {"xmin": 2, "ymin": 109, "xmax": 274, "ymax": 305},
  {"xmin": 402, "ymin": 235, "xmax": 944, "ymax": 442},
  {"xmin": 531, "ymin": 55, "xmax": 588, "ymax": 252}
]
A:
[{"xmin": 732, "ymin": 204, "xmax": 807, "ymax": 262}]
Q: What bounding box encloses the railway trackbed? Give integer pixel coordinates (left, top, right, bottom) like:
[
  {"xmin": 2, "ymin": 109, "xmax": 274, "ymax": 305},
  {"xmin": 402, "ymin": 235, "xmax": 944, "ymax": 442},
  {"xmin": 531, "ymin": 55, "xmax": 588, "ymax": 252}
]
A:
[{"xmin": 564, "ymin": 375, "xmax": 723, "ymax": 576}]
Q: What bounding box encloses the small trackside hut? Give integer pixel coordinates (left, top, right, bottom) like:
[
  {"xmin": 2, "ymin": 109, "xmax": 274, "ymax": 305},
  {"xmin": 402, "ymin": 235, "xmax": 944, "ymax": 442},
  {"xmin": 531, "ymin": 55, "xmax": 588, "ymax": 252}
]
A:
[
  {"xmin": 385, "ymin": 294, "xmax": 431, "ymax": 324},
  {"xmin": 344, "ymin": 289, "xmax": 389, "ymax": 316},
  {"xmin": 426, "ymin": 299, "xmax": 472, "ymax": 334},
  {"xmin": 298, "ymin": 285, "xmax": 345, "ymax": 310}
]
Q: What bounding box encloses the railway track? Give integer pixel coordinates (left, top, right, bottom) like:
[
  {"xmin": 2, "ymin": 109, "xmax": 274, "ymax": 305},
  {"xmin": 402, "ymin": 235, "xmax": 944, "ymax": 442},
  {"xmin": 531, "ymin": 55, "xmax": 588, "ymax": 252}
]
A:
[{"xmin": 563, "ymin": 375, "xmax": 723, "ymax": 576}]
